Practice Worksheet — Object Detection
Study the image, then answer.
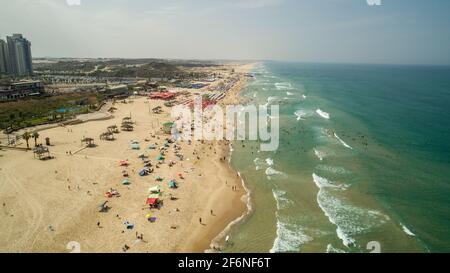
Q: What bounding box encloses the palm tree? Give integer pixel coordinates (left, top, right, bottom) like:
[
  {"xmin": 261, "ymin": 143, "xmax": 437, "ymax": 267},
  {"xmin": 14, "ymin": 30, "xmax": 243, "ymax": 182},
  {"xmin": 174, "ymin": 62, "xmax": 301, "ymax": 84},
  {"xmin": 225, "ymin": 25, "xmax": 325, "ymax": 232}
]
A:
[
  {"xmin": 32, "ymin": 131, "xmax": 40, "ymax": 147},
  {"xmin": 22, "ymin": 132, "xmax": 31, "ymax": 148}
]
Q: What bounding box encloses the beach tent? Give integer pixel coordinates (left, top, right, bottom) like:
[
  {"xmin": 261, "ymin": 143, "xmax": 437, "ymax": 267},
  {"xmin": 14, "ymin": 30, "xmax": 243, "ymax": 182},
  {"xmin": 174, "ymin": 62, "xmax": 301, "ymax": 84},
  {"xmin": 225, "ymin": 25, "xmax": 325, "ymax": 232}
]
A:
[
  {"xmin": 154, "ymin": 176, "xmax": 164, "ymax": 182},
  {"xmin": 119, "ymin": 160, "xmax": 129, "ymax": 166},
  {"xmin": 130, "ymin": 143, "xmax": 140, "ymax": 150},
  {"xmin": 146, "ymin": 198, "xmax": 158, "ymax": 205},
  {"xmin": 148, "ymin": 185, "xmax": 161, "ymax": 193},
  {"xmin": 122, "ymin": 179, "xmax": 130, "ymax": 185},
  {"xmin": 168, "ymin": 180, "xmax": 178, "ymax": 189},
  {"xmin": 139, "ymin": 169, "xmax": 148, "ymax": 176},
  {"xmin": 156, "ymin": 154, "xmax": 164, "ymax": 161},
  {"xmin": 148, "ymin": 193, "xmax": 160, "ymax": 199}
]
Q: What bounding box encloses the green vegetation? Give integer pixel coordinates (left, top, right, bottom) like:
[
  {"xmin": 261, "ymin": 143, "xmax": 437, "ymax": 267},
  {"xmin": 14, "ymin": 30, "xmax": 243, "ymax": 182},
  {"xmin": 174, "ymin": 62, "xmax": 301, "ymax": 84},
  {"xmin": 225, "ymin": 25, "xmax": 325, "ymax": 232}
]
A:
[{"xmin": 0, "ymin": 92, "xmax": 105, "ymax": 131}]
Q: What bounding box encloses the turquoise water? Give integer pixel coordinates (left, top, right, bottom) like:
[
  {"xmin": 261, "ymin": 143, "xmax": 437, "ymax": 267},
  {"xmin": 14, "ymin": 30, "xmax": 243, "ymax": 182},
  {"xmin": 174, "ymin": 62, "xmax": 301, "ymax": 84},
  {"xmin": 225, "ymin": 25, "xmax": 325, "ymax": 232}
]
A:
[{"xmin": 225, "ymin": 62, "xmax": 450, "ymax": 253}]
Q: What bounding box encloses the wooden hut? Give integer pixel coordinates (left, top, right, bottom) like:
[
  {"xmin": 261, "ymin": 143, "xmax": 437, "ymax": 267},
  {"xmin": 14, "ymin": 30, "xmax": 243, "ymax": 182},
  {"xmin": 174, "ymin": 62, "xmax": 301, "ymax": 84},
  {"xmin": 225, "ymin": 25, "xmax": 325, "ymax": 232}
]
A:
[
  {"xmin": 107, "ymin": 125, "xmax": 119, "ymax": 134},
  {"xmin": 81, "ymin": 137, "xmax": 95, "ymax": 147},
  {"xmin": 121, "ymin": 123, "xmax": 134, "ymax": 132},
  {"xmin": 100, "ymin": 132, "xmax": 115, "ymax": 141},
  {"xmin": 33, "ymin": 145, "xmax": 51, "ymax": 160}
]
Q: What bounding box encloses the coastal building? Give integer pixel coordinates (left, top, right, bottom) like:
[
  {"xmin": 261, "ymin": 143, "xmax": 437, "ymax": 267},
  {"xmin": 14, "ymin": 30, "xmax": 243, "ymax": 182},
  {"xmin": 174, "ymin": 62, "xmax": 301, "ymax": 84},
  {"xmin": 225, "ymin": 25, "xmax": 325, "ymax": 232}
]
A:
[
  {"xmin": 0, "ymin": 80, "xmax": 44, "ymax": 101},
  {"xmin": 102, "ymin": 84, "xmax": 129, "ymax": 98},
  {"xmin": 0, "ymin": 39, "xmax": 8, "ymax": 73},
  {"xmin": 1, "ymin": 34, "xmax": 33, "ymax": 76}
]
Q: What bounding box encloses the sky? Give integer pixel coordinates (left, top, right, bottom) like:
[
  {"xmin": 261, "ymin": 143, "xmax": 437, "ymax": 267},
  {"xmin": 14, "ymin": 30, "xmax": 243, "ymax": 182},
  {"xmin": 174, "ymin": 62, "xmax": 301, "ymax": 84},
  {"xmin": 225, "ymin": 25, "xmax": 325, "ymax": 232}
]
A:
[{"xmin": 1, "ymin": 0, "xmax": 450, "ymax": 65}]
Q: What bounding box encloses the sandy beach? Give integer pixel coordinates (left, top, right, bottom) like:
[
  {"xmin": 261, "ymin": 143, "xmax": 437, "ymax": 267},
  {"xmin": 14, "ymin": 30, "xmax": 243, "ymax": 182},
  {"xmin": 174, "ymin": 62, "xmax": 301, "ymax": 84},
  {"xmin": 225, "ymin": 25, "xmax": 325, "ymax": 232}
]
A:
[{"xmin": 0, "ymin": 63, "xmax": 254, "ymax": 253}]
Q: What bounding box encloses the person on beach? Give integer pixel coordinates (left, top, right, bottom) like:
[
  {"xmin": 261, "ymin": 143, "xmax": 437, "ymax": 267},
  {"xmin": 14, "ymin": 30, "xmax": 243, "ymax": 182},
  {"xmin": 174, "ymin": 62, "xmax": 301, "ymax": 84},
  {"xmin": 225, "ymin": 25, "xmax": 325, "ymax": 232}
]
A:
[{"xmin": 199, "ymin": 217, "xmax": 202, "ymax": 224}]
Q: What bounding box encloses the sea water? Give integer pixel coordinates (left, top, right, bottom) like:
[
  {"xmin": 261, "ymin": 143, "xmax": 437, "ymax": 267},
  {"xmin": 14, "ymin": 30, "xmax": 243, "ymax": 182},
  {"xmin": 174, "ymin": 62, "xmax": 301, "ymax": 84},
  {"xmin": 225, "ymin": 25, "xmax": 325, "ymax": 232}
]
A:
[{"xmin": 224, "ymin": 62, "xmax": 450, "ymax": 253}]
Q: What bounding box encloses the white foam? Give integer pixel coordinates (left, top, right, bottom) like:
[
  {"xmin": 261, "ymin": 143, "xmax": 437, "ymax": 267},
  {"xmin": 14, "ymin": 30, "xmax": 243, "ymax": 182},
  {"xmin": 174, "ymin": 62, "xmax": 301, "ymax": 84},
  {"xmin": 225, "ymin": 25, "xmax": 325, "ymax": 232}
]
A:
[
  {"xmin": 316, "ymin": 165, "xmax": 350, "ymax": 175},
  {"xmin": 401, "ymin": 223, "xmax": 416, "ymax": 236},
  {"xmin": 312, "ymin": 173, "xmax": 348, "ymax": 190},
  {"xmin": 266, "ymin": 167, "xmax": 287, "ymax": 180},
  {"xmin": 302, "ymin": 94, "xmax": 307, "ymax": 99},
  {"xmin": 272, "ymin": 189, "xmax": 292, "ymax": 210},
  {"xmin": 294, "ymin": 109, "xmax": 310, "ymax": 121},
  {"xmin": 286, "ymin": 91, "xmax": 294, "ymax": 96},
  {"xmin": 326, "ymin": 244, "xmax": 346, "ymax": 253},
  {"xmin": 316, "ymin": 109, "xmax": 330, "ymax": 119},
  {"xmin": 334, "ymin": 133, "xmax": 353, "ymax": 150},
  {"xmin": 314, "ymin": 149, "xmax": 325, "ymax": 161},
  {"xmin": 270, "ymin": 220, "xmax": 312, "ymax": 253},
  {"xmin": 253, "ymin": 157, "xmax": 264, "ymax": 170},
  {"xmin": 275, "ymin": 82, "xmax": 293, "ymax": 90},
  {"xmin": 265, "ymin": 158, "xmax": 274, "ymax": 166},
  {"xmin": 312, "ymin": 174, "xmax": 388, "ymax": 248}
]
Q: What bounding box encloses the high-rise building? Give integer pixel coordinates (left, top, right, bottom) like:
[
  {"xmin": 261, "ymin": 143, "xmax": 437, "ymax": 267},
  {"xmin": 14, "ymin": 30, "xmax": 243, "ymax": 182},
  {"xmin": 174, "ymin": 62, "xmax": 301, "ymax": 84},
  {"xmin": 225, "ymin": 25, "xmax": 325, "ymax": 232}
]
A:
[
  {"xmin": 3, "ymin": 34, "xmax": 33, "ymax": 76},
  {"xmin": 0, "ymin": 39, "xmax": 8, "ymax": 74}
]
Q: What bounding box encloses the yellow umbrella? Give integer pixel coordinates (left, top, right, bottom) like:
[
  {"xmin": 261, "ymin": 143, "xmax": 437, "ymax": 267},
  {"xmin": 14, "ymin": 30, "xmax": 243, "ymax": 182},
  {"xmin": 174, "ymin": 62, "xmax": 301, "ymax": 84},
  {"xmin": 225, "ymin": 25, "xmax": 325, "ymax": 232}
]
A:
[{"xmin": 146, "ymin": 213, "xmax": 152, "ymax": 219}]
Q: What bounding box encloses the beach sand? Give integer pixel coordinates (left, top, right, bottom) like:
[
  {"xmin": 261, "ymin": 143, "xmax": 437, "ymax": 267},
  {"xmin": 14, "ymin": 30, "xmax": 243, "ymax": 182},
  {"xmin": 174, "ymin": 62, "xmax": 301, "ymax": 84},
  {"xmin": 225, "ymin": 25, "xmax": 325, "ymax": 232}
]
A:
[{"xmin": 0, "ymin": 63, "xmax": 253, "ymax": 253}]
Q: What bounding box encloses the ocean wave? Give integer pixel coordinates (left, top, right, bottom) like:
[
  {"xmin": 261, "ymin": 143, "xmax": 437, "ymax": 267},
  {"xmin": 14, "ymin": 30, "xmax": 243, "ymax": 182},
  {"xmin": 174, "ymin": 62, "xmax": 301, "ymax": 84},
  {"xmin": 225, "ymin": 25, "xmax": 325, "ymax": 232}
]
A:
[
  {"xmin": 315, "ymin": 165, "xmax": 350, "ymax": 175},
  {"xmin": 316, "ymin": 109, "xmax": 330, "ymax": 119},
  {"xmin": 254, "ymin": 157, "xmax": 275, "ymax": 170},
  {"xmin": 312, "ymin": 174, "xmax": 388, "ymax": 248},
  {"xmin": 275, "ymin": 82, "xmax": 293, "ymax": 90},
  {"xmin": 272, "ymin": 189, "xmax": 292, "ymax": 210},
  {"xmin": 294, "ymin": 109, "xmax": 312, "ymax": 121},
  {"xmin": 326, "ymin": 244, "xmax": 347, "ymax": 253},
  {"xmin": 270, "ymin": 220, "xmax": 312, "ymax": 253},
  {"xmin": 314, "ymin": 149, "xmax": 326, "ymax": 161},
  {"xmin": 266, "ymin": 167, "xmax": 287, "ymax": 180},
  {"xmin": 312, "ymin": 173, "xmax": 348, "ymax": 190},
  {"xmin": 400, "ymin": 223, "xmax": 416, "ymax": 236},
  {"xmin": 253, "ymin": 157, "xmax": 264, "ymax": 170},
  {"xmin": 313, "ymin": 147, "xmax": 335, "ymax": 161},
  {"xmin": 286, "ymin": 91, "xmax": 294, "ymax": 96},
  {"xmin": 334, "ymin": 133, "xmax": 353, "ymax": 150},
  {"xmin": 266, "ymin": 158, "xmax": 274, "ymax": 166}
]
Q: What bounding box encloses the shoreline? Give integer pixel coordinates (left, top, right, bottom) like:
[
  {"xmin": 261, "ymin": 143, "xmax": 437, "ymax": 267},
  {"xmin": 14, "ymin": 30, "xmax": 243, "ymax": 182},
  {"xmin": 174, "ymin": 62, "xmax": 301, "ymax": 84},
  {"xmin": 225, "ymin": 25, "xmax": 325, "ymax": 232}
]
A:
[{"xmin": 183, "ymin": 63, "xmax": 256, "ymax": 252}]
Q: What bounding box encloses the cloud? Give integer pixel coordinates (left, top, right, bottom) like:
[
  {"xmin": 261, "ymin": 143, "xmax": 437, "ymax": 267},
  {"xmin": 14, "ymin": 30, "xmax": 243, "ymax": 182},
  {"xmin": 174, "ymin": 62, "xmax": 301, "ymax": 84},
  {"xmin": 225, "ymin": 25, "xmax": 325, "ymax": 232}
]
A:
[
  {"xmin": 66, "ymin": 0, "xmax": 81, "ymax": 6},
  {"xmin": 234, "ymin": 0, "xmax": 283, "ymax": 9}
]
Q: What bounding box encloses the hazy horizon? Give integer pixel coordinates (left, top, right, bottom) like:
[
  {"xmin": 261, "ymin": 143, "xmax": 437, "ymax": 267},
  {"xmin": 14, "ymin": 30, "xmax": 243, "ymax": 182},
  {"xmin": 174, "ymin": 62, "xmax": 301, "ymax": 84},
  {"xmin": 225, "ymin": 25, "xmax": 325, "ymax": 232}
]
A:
[{"xmin": 1, "ymin": 0, "xmax": 450, "ymax": 65}]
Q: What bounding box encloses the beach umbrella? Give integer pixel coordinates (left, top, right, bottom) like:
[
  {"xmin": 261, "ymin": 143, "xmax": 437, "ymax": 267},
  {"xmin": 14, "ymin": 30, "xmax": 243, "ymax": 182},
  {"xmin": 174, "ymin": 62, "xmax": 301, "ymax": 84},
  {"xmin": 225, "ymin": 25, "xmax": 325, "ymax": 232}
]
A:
[
  {"xmin": 122, "ymin": 179, "xmax": 130, "ymax": 185},
  {"xmin": 145, "ymin": 213, "xmax": 152, "ymax": 219}
]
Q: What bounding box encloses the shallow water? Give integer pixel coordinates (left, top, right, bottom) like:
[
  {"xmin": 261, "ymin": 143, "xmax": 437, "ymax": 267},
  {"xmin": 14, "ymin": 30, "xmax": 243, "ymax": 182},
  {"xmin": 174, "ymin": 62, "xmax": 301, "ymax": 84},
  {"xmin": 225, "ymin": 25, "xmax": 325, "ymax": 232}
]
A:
[{"xmin": 224, "ymin": 62, "xmax": 450, "ymax": 253}]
